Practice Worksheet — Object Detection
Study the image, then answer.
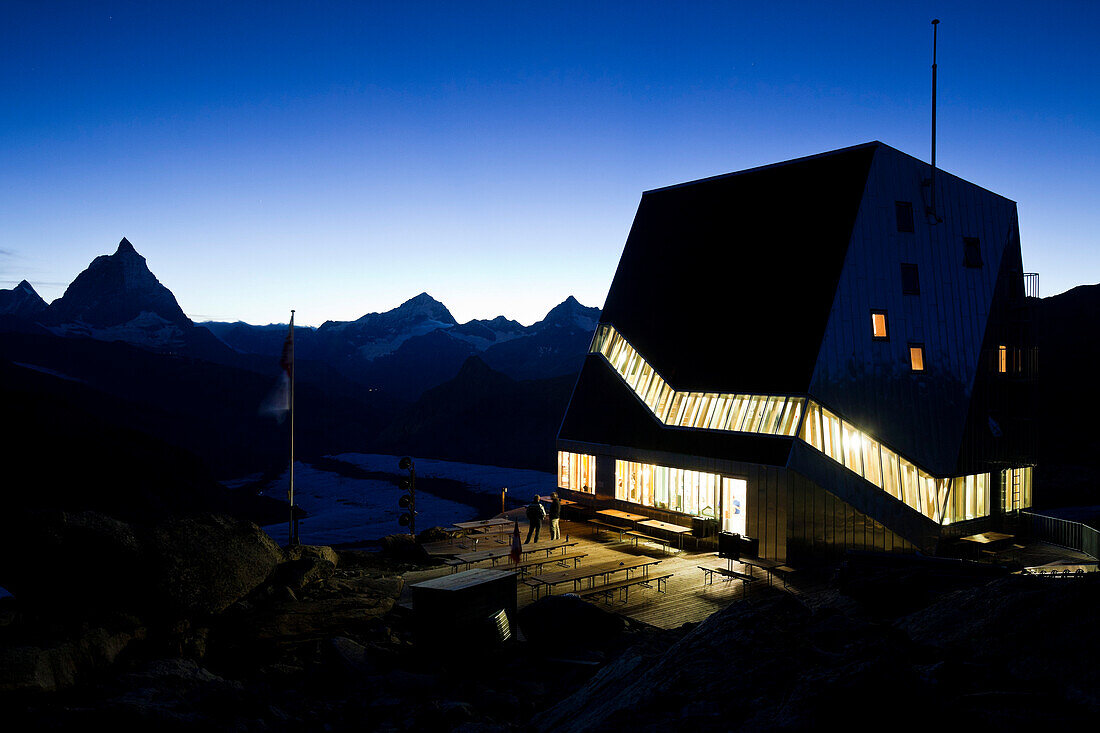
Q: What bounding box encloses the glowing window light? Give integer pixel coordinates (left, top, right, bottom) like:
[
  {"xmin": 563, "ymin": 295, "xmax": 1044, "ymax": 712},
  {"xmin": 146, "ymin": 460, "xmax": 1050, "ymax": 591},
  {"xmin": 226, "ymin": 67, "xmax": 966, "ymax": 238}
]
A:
[
  {"xmin": 761, "ymin": 396, "xmax": 786, "ymax": 434},
  {"xmin": 778, "ymin": 398, "xmax": 803, "ymax": 436},
  {"xmin": 910, "ymin": 345, "xmax": 925, "ymax": 371},
  {"xmin": 998, "ymin": 345, "xmax": 1007, "ymax": 373},
  {"xmin": 871, "ymin": 311, "xmax": 888, "ymax": 339},
  {"xmin": 588, "ymin": 324, "xmax": 1003, "ymax": 525}
]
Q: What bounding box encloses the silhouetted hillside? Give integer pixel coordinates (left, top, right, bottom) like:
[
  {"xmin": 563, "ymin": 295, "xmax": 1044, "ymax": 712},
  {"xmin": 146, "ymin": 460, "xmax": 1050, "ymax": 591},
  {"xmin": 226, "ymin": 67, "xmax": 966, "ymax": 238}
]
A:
[
  {"xmin": 0, "ymin": 359, "xmax": 282, "ymax": 523},
  {"xmin": 376, "ymin": 356, "xmax": 576, "ymax": 470},
  {"xmin": 1037, "ymin": 283, "xmax": 1100, "ymax": 505},
  {"xmin": 0, "ymin": 332, "xmax": 402, "ymax": 479}
]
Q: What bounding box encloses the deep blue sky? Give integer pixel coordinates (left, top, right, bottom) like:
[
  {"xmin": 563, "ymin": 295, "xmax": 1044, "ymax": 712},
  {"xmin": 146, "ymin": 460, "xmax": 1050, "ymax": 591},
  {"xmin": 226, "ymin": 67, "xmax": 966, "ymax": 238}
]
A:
[{"xmin": 2, "ymin": 1, "xmax": 1098, "ymax": 326}]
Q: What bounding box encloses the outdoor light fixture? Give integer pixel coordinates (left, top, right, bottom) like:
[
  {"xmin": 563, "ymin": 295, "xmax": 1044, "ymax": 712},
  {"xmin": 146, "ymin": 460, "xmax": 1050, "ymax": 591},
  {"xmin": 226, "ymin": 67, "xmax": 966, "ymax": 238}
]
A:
[{"xmin": 397, "ymin": 456, "xmax": 417, "ymax": 535}]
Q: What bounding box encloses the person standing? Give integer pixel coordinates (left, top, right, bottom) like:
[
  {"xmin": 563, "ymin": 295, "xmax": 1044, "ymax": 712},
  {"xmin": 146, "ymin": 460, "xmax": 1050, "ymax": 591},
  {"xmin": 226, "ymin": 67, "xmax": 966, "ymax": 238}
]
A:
[
  {"xmin": 548, "ymin": 492, "xmax": 562, "ymax": 540},
  {"xmin": 525, "ymin": 495, "xmax": 546, "ymax": 544}
]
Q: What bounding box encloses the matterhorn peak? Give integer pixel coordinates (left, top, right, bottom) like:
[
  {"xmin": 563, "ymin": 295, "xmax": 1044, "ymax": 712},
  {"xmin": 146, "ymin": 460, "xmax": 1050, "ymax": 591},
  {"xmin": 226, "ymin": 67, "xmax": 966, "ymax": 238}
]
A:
[{"xmin": 42, "ymin": 238, "xmax": 189, "ymax": 329}]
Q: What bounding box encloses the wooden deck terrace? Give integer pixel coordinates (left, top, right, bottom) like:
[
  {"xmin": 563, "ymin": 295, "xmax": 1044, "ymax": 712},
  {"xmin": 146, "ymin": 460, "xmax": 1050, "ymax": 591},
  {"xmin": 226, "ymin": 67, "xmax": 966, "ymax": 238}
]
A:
[{"xmin": 401, "ymin": 519, "xmax": 806, "ymax": 630}]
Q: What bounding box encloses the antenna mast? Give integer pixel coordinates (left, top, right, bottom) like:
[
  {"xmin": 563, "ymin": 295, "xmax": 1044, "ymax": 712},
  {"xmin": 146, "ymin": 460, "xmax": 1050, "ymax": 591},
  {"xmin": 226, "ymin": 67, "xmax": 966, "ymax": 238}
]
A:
[{"xmin": 929, "ymin": 19, "xmax": 941, "ymax": 222}]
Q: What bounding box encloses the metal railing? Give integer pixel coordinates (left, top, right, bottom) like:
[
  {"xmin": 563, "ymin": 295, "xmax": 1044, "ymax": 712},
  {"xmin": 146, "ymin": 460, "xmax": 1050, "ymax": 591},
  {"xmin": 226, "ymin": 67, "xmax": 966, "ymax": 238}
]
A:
[{"xmin": 1020, "ymin": 511, "xmax": 1099, "ymax": 559}]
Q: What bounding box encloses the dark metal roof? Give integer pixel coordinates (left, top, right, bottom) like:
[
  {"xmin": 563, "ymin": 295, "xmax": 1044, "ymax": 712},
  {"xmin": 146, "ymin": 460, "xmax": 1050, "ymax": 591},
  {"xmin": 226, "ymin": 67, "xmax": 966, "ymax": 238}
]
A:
[
  {"xmin": 599, "ymin": 142, "xmax": 877, "ymax": 394},
  {"xmin": 558, "ymin": 355, "xmax": 795, "ymax": 466}
]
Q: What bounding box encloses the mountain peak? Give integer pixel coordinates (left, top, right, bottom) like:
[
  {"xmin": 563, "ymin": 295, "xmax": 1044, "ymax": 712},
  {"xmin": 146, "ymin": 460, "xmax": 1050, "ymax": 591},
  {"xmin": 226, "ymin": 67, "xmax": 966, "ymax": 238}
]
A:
[
  {"xmin": 390, "ymin": 292, "xmax": 456, "ymax": 324},
  {"xmin": 0, "ymin": 279, "xmax": 48, "ymax": 318},
  {"xmin": 542, "ymin": 296, "xmax": 599, "ymax": 328},
  {"xmin": 42, "ymin": 238, "xmax": 190, "ymax": 329}
]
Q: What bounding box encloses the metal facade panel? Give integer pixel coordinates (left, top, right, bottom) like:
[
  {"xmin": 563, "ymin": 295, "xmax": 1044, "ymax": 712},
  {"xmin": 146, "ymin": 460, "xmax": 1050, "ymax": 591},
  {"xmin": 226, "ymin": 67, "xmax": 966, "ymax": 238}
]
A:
[{"xmin": 808, "ymin": 145, "xmax": 1018, "ymax": 476}]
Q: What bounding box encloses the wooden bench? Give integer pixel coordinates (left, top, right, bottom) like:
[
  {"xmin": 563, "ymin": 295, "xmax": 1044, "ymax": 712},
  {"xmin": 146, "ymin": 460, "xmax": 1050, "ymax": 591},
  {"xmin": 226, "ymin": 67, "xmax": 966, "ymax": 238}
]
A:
[
  {"xmin": 589, "ymin": 519, "xmax": 628, "ymax": 541},
  {"xmin": 512, "ymin": 551, "xmax": 588, "ymax": 577},
  {"xmin": 698, "ymin": 566, "xmax": 757, "ymax": 597},
  {"xmin": 577, "ymin": 573, "xmax": 673, "ymax": 603},
  {"xmin": 626, "ymin": 530, "xmax": 670, "ymax": 555}
]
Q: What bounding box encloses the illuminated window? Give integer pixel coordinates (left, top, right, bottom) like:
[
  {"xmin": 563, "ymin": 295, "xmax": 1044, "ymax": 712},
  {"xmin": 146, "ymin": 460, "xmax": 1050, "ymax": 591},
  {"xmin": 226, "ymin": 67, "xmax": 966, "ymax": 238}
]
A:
[
  {"xmin": 871, "ymin": 311, "xmax": 888, "ymax": 340},
  {"xmin": 895, "ymin": 201, "xmax": 915, "ymax": 233},
  {"xmin": 901, "ymin": 263, "xmax": 920, "ymax": 295},
  {"xmin": 909, "ymin": 344, "xmax": 925, "ymax": 372},
  {"xmin": 998, "ymin": 345, "xmax": 1007, "ymax": 373},
  {"xmin": 558, "ymin": 452, "xmax": 596, "ymax": 493},
  {"xmin": 963, "ymin": 237, "xmax": 983, "ymax": 268}
]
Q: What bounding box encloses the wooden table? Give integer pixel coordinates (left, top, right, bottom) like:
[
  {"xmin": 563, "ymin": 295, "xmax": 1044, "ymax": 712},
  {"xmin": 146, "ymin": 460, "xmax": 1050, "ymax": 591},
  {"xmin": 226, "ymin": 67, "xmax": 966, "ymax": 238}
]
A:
[
  {"xmin": 959, "ymin": 531, "xmax": 1014, "ymax": 560},
  {"xmin": 447, "ymin": 540, "xmax": 578, "ymax": 572},
  {"xmin": 422, "ymin": 538, "xmax": 501, "ymax": 557},
  {"xmin": 636, "ymin": 519, "xmax": 693, "ymax": 550},
  {"xmin": 960, "ymin": 531, "xmax": 1014, "ymax": 545},
  {"xmin": 454, "ymin": 518, "xmax": 513, "ymax": 530},
  {"xmin": 597, "ymin": 509, "xmax": 648, "ymax": 522},
  {"xmin": 528, "ymin": 557, "xmax": 662, "ymax": 599},
  {"xmin": 737, "ymin": 556, "xmax": 782, "ymax": 585}
]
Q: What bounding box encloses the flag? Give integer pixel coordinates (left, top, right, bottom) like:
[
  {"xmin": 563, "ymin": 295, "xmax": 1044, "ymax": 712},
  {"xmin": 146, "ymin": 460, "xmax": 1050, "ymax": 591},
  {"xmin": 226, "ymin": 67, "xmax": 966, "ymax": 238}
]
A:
[
  {"xmin": 260, "ymin": 313, "xmax": 294, "ymax": 422},
  {"xmin": 510, "ymin": 520, "xmax": 522, "ymax": 565},
  {"xmin": 279, "ymin": 313, "xmax": 294, "ymax": 378}
]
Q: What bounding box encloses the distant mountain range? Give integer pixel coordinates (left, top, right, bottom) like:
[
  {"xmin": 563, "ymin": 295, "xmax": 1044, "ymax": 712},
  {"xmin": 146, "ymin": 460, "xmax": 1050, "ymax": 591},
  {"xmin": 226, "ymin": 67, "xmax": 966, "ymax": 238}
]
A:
[
  {"xmin": 0, "ymin": 238, "xmax": 597, "ymax": 494},
  {"xmin": 202, "ymin": 290, "xmax": 598, "ymax": 397},
  {"xmin": 4, "ymin": 238, "xmax": 599, "ymax": 400}
]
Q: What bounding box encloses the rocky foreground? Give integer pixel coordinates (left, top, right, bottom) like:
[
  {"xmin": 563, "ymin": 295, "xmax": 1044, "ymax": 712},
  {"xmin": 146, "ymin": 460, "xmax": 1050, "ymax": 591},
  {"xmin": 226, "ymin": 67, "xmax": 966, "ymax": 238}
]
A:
[{"xmin": 1, "ymin": 513, "xmax": 1097, "ymax": 731}]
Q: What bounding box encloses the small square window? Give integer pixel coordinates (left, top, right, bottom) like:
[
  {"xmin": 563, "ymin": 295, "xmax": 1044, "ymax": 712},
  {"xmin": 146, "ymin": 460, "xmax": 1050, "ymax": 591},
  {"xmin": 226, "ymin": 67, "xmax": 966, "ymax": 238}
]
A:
[
  {"xmin": 895, "ymin": 202, "xmax": 915, "ymax": 233},
  {"xmin": 964, "ymin": 237, "xmax": 983, "ymax": 268},
  {"xmin": 901, "ymin": 263, "xmax": 920, "ymax": 295},
  {"xmin": 909, "ymin": 344, "xmax": 925, "ymax": 372},
  {"xmin": 871, "ymin": 311, "xmax": 888, "ymax": 340}
]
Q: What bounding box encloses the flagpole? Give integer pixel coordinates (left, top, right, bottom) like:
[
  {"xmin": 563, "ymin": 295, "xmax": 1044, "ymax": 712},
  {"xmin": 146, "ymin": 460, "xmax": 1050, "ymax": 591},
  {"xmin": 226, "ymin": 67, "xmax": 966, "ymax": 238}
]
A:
[{"xmin": 289, "ymin": 309, "xmax": 296, "ymax": 545}]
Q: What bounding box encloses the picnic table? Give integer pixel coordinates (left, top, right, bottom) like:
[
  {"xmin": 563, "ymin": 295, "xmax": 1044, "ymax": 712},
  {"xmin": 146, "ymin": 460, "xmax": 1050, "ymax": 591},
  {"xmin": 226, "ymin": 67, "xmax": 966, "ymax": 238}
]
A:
[
  {"xmin": 528, "ymin": 557, "xmax": 662, "ymax": 599},
  {"xmin": 959, "ymin": 531, "xmax": 1015, "ymax": 560},
  {"xmin": 597, "ymin": 509, "xmax": 648, "ymax": 523},
  {"xmin": 421, "ymin": 538, "xmax": 502, "ymax": 557},
  {"xmin": 454, "ymin": 518, "xmax": 513, "ymax": 530},
  {"xmin": 445, "ymin": 540, "xmax": 579, "ymax": 572},
  {"xmin": 739, "ymin": 556, "xmax": 783, "ymax": 585},
  {"xmin": 636, "ymin": 518, "xmax": 693, "ymax": 550},
  {"xmin": 454, "ymin": 518, "xmax": 514, "ymax": 538}
]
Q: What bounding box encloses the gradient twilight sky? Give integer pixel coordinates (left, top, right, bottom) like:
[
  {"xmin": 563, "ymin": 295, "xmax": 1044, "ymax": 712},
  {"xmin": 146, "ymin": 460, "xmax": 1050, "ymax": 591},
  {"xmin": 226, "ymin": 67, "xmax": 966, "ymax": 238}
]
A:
[{"xmin": 2, "ymin": 1, "xmax": 1098, "ymax": 327}]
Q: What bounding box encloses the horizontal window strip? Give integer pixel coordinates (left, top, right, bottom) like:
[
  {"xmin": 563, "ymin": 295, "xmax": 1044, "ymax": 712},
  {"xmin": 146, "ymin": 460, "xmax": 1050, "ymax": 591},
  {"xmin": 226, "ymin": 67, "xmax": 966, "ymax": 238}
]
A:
[{"xmin": 590, "ymin": 323, "xmax": 1006, "ymax": 525}]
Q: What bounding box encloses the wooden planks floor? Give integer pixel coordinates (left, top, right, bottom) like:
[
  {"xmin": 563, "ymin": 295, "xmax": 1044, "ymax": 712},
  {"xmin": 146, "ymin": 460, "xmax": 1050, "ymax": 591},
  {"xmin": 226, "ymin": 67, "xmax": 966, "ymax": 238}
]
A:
[{"xmin": 402, "ymin": 519, "xmax": 800, "ymax": 630}]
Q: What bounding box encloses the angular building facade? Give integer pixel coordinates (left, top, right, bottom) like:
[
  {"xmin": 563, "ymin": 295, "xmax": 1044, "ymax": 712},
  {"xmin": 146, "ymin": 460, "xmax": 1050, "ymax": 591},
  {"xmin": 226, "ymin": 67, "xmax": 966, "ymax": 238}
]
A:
[{"xmin": 556, "ymin": 142, "xmax": 1037, "ymax": 561}]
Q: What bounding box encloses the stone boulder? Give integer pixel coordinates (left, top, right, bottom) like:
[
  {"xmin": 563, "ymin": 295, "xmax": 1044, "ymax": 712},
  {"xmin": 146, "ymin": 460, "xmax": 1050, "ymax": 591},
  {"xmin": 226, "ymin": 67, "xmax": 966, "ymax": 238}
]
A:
[
  {"xmin": 145, "ymin": 513, "xmax": 282, "ymax": 616},
  {"xmin": 379, "ymin": 533, "xmax": 426, "ymax": 562},
  {"xmin": 282, "ymin": 544, "xmax": 339, "ymax": 567},
  {"xmin": 273, "ymin": 557, "xmax": 336, "ymax": 594},
  {"xmin": 0, "ymin": 511, "xmax": 146, "ymax": 610},
  {"xmin": 416, "ymin": 526, "xmax": 453, "ymax": 544},
  {"xmin": 0, "ymin": 623, "xmax": 146, "ymax": 694}
]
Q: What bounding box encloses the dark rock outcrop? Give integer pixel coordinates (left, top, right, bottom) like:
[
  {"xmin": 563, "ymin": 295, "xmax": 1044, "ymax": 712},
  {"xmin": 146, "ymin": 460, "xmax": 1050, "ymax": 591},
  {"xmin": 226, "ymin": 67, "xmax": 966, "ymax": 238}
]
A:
[
  {"xmin": 536, "ymin": 574, "xmax": 1100, "ymax": 732},
  {"xmin": 518, "ymin": 595, "xmax": 626, "ymax": 652},
  {"xmin": 0, "ymin": 511, "xmax": 281, "ymax": 618},
  {"xmin": 145, "ymin": 513, "xmax": 283, "ymax": 617}
]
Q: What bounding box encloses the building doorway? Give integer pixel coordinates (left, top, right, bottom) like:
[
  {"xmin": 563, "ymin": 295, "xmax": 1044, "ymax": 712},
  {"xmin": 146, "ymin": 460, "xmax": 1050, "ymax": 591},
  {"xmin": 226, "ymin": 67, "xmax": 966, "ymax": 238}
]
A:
[{"xmin": 721, "ymin": 477, "xmax": 747, "ymax": 535}]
